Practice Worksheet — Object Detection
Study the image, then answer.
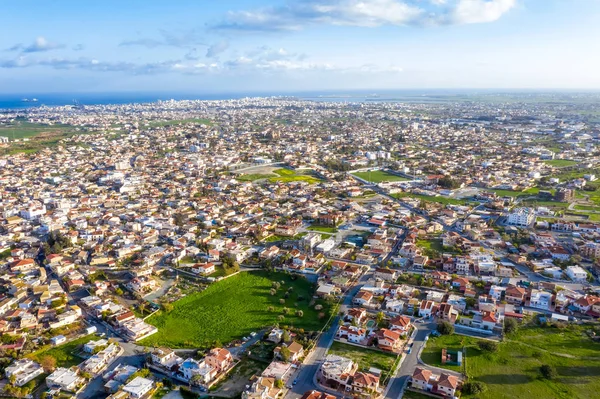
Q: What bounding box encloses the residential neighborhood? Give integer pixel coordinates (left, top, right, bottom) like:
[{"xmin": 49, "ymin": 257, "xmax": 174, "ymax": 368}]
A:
[{"xmin": 0, "ymin": 93, "xmax": 600, "ymax": 399}]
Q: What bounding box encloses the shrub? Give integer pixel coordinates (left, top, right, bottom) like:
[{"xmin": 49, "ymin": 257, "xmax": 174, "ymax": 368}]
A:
[
  {"xmin": 437, "ymin": 321, "xmax": 454, "ymax": 335},
  {"xmin": 540, "ymin": 364, "xmax": 557, "ymax": 380},
  {"xmin": 504, "ymin": 318, "xmax": 518, "ymax": 334},
  {"xmin": 477, "ymin": 340, "xmax": 499, "ymax": 353},
  {"xmin": 463, "ymin": 381, "xmax": 487, "ymax": 395}
]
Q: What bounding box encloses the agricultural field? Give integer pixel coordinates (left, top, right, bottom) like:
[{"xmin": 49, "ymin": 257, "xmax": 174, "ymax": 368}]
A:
[
  {"xmin": 141, "ymin": 271, "xmax": 331, "ymax": 348},
  {"xmin": 269, "ymin": 168, "xmax": 321, "ymax": 184},
  {"xmin": 544, "ymin": 160, "xmax": 578, "ymax": 167},
  {"xmin": 352, "ymin": 170, "xmax": 410, "ymax": 183},
  {"xmin": 0, "ymin": 121, "xmax": 84, "ymax": 155},
  {"xmin": 328, "ymin": 341, "xmax": 399, "ymax": 381},
  {"xmin": 29, "ymin": 335, "xmax": 100, "ymax": 368},
  {"xmin": 421, "ymin": 323, "xmax": 600, "ymax": 399}
]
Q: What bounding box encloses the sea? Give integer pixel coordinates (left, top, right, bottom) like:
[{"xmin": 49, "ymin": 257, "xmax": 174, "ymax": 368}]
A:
[
  {"xmin": 0, "ymin": 89, "xmax": 557, "ymax": 110},
  {"xmin": 1, "ymin": 89, "xmax": 593, "ymax": 110}
]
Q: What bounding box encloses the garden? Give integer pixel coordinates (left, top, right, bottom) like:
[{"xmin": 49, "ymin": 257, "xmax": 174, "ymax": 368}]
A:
[{"xmin": 328, "ymin": 341, "xmax": 399, "ymax": 381}]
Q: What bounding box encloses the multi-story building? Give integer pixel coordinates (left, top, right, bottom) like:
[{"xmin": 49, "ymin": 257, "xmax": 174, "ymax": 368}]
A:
[{"xmin": 507, "ymin": 208, "xmax": 535, "ymax": 227}]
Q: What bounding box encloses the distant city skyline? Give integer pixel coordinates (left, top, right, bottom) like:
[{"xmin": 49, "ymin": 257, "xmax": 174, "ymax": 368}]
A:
[{"xmin": 2, "ymin": 0, "xmax": 600, "ymax": 93}]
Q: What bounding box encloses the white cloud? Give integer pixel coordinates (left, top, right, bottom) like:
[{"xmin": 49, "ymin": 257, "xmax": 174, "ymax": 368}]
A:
[
  {"xmin": 451, "ymin": 0, "xmax": 516, "ymax": 24},
  {"xmin": 213, "ymin": 0, "xmax": 517, "ymax": 31},
  {"xmin": 8, "ymin": 36, "xmax": 65, "ymax": 53}
]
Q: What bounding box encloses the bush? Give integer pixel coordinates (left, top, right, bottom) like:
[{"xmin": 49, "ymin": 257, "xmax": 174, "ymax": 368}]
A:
[
  {"xmin": 540, "ymin": 364, "xmax": 557, "ymax": 380},
  {"xmin": 504, "ymin": 318, "xmax": 518, "ymax": 334},
  {"xmin": 463, "ymin": 381, "xmax": 487, "ymax": 395},
  {"xmin": 477, "ymin": 340, "xmax": 499, "ymax": 353},
  {"xmin": 437, "ymin": 321, "xmax": 454, "ymax": 335}
]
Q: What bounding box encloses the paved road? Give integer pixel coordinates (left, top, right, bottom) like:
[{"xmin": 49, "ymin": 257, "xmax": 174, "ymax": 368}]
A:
[
  {"xmin": 284, "ymin": 272, "xmax": 372, "ymax": 399},
  {"xmin": 383, "ymin": 322, "xmax": 436, "ymax": 399}
]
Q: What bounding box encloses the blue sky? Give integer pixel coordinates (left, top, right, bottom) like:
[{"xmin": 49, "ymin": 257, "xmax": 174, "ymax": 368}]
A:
[{"xmin": 1, "ymin": 0, "xmax": 600, "ymax": 93}]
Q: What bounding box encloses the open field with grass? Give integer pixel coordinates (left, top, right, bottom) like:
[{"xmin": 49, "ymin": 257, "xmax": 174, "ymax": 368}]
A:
[
  {"xmin": 0, "ymin": 121, "xmax": 79, "ymax": 140},
  {"xmin": 485, "ymin": 187, "xmax": 541, "ymax": 198},
  {"xmin": 544, "ymin": 160, "xmax": 578, "ymax": 167},
  {"xmin": 416, "ymin": 239, "xmax": 444, "ymax": 252},
  {"xmin": 392, "ymin": 192, "xmax": 465, "ymax": 206},
  {"xmin": 307, "ymin": 225, "xmax": 338, "ymax": 233},
  {"xmin": 329, "ymin": 341, "xmax": 399, "ymax": 381},
  {"xmin": 141, "ymin": 271, "xmax": 330, "ymax": 348},
  {"xmin": 352, "ymin": 170, "xmax": 410, "ymax": 183},
  {"xmin": 421, "ymin": 323, "xmax": 600, "ymax": 399},
  {"xmin": 29, "ymin": 335, "xmax": 100, "ymax": 368},
  {"xmin": 0, "ymin": 121, "xmax": 86, "ymax": 155},
  {"xmin": 236, "ymin": 173, "xmax": 273, "ymax": 182},
  {"xmin": 269, "ymin": 168, "xmax": 321, "ymax": 184}
]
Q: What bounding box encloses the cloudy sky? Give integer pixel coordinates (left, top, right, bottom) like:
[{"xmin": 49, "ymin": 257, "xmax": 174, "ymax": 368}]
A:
[{"xmin": 1, "ymin": 0, "xmax": 600, "ymax": 93}]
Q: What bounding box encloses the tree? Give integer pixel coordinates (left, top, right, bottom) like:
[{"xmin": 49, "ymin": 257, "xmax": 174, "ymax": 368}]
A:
[
  {"xmin": 280, "ymin": 346, "xmax": 291, "ymax": 363},
  {"xmin": 376, "ymin": 311, "xmax": 385, "ymax": 327},
  {"xmin": 477, "ymin": 341, "xmax": 498, "ymax": 353},
  {"xmin": 275, "ymin": 379, "xmax": 284, "ymax": 389},
  {"xmin": 162, "ymin": 302, "xmax": 174, "ymax": 313},
  {"xmin": 296, "ymin": 310, "xmax": 304, "ymax": 317},
  {"xmin": 41, "ymin": 355, "xmax": 56, "ymax": 373},
  {"xmin": 504, "ymin": 318, "xmax": 518, "ymax": 334},
  {"xmin": 437, "ymin": 321, "xmax": 454, "ymax": 335},
  {"xmin": 463, "ymin": 381, "xmax": 487, "ymax": 395},
  {"xmin": 115, "ymin": 287, "xmax": 124, "ymax": 296},
  {"xmin": 540, "ymin": 364, "xmax": 557, "ymax": 380},
  {"xmin": 282, "ymin": 330, "xmax": 291, "ymax": 343}
]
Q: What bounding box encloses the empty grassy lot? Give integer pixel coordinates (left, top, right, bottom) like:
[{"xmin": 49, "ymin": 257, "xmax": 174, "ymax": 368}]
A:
[
  {"xmin": 392, "ymin": 192, "xmax": 465, "ymax": 206},
  {"xmin": 307, "ymin": 225, "xmax": 338, "ymax": 234},
  {"xmin": 236, "ymin": 173, "xmax": 273, "ymax": 182},
  {"xmin": 29, "ymin": 335, "xmax": 100, "ymax": 368},
  {"xmin": 353, "ymin": 170, "xmax": 410, "ymax": 183},
  {"xmin": 485, "ymin": 187, "xmax": 542, "ymax": 198},
  {"xmin": 328, "ymin": 341, "xmax": 399, "ymax": 381},
  {"xmin": 141, "ymin": 271, "xmax": 331, "ymax": 349},
  {"xmin": 421, "ymin": 323, "xmax": 600, "ymax": 399},
  {"xmin": 269, "ymin": 168, "xmax": 321, "ymax": 184},
  {"xmin": 544, "ymin": 160, "xmax": 578, "ymax": 167}
]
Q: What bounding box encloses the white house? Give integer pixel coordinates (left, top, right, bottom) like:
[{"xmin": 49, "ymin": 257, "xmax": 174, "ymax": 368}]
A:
[
  {"xmin": 5, "ymin": 359, "xmax": 44, "ymax": 387},
  {"xmin": 123, "ymin": 376, "xmax": 154, "ymax": 398},
  {"xmin": 46, "ymin": 368, "xmax": 84, "ymax": 392},
  {"xmin": 566, "ymin": 265, "xmax": 588, "ymax": 282}
]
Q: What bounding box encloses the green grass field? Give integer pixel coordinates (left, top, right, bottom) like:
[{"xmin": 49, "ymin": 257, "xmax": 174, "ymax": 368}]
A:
[
  {"xmin": 353, "ymin": 170, "xmax": 410, "ymax": 183},
  {"xmin": 141, "ymin": 271, "xmax": 331, "ymax": 348},
  {"xmin": 329, "ymin": 341, "xmax": 399, "ymax": 381},
  {"xmin": 29, "ymin": 335, "xmax": 100, "ymax": 368},
  {"xmin": 0, "ymin": 121, "xmax": 85, "ymax": 155},
  {"xmin": 485, "ymin": 187, "xmax": 541, "ymax": 198},
  {"xmin": 307, "ymin": 225, "xmax": 338, "ymax": 233},
  {"xmin": 236, "ymin": 173, "xmax": 273, "ymax": 182},
  {"xmin": 393, "ymin": 192, "xmax": 465, "ymax": 206},
  {"xmin": 269, "ymin": 169, "xmax": 321, "ymax": 184},
  {"xmin": 421, "ymin": 324, "xmax": 600, "ymax": 399},
  {"xmin": 0, "ymin": 121, "xmax": 78, "ymax": 140},
  {"xmin": 544, "ymin": 160, "xmax": 578, "ymax": 167},
  {"xmin": 416, "ymin": 239, "xmax": 444, "ymax": 252}
]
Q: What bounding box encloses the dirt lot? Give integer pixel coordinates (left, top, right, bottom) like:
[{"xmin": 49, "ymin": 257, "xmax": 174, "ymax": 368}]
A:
[{"xmin": 211, "ymin": 358, "xmax": 266, "ymax": 397}]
